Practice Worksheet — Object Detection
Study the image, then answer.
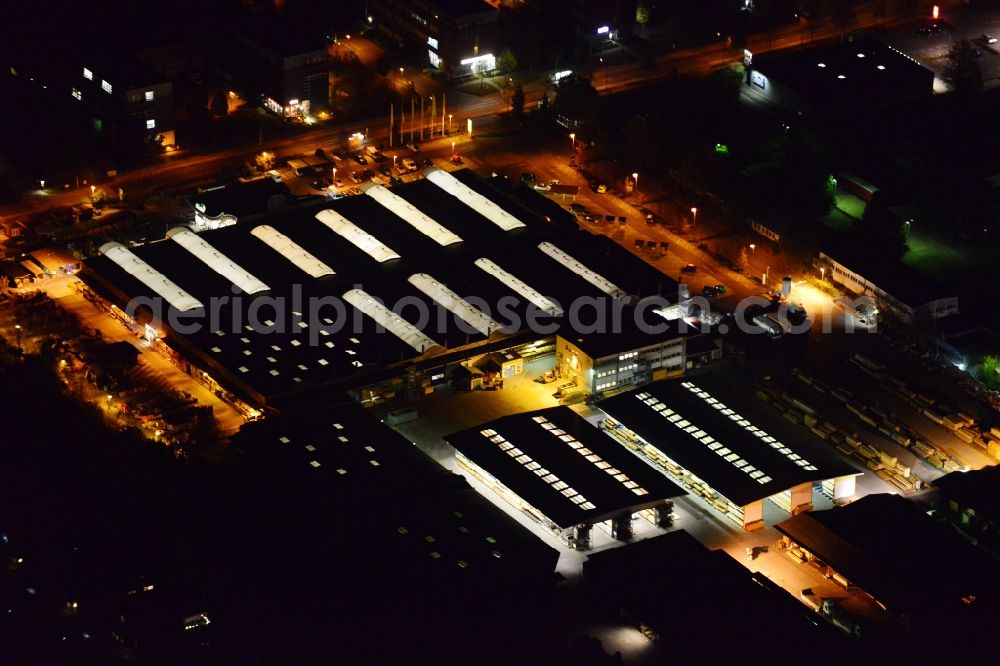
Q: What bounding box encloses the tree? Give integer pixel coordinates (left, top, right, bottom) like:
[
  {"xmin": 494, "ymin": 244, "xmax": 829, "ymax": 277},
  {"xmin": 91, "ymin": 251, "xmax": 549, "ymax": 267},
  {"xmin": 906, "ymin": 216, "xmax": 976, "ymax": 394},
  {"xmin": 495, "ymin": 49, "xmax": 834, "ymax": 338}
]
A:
[
  {"xmin": 945, "ymin": 40, "xmax": 983, "ymax": 94},
  {"xmin": 511, "ymin": 83, "xmax": 525, "ymax": 121},
  {"xmin": 473, "ymin": 60, "xmax": 492, "ymax": 92},
  {"xmin": 553, "ymin": 75, "xmax": 599, "ymax": 132},
  {"xmin": 255, "ymin": 151, "xmax": 275, "ymax": 172},
  {"xmin": 496, "ymin": 48, "xmax": 517, "ymax": 75},
  {"xmin": 857, "ymin": 192, "xmax": 908, "ymax": 260},
  {"xmin": 778, "ymin": 139, "xmax": 833, "ymax": 218},
  {"xmin": 979, "ymin": 355, "xmax": 1000, "ymax": 391},
  {"xmin": 210, "ymin": 91, "xmax": 229, "ymax": 117},
  {"xmin": 636, "ymin": 0, "xmax": 651, "ymax": 24}
]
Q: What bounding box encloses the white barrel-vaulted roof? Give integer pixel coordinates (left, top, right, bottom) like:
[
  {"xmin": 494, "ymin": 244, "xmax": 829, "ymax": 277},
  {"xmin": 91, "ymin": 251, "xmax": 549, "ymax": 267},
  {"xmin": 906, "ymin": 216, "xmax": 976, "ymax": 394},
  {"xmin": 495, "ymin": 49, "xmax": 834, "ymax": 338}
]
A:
[
  {"xmin": 408, "ymin": 273, "xmax": 502, "ymax": 337},
  {"xmin": 315, "ymin": 209, "xmax": 401, "ymax": 263},
  {"xmin": 343, "ymin": 288, "xmax": 440, "ymax": 354},
  {"xmin": 474, "ymin": 258, "xmax": 563, "ymax": 317},
  {"xmin": 99, "ymin": 242, "xmax": 204, "ymax": 312},
  {"xmin": 165, "ymin": 227, "xmax": 269, "ymax": 294},
  {"xmin": 250, "ymin": 225, "xmax": 335, "ymax": 279},
  {"xmin": 423, "ymin": 167, "xmax": 526, "ymax": 232},
  {"xmin": 361, "ymin": 183, "xmax": 462, "ymax": 246},
  {"xmin": 537, "ymin": 241, "xmax": 627, "ymax": 299}
]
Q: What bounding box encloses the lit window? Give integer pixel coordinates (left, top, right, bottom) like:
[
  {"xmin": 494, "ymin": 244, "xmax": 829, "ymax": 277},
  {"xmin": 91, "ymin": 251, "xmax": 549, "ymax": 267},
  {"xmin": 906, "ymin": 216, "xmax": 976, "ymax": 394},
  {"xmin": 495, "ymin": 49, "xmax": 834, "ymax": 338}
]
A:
[
  {"xmin": 145, "ymin": 90, "xmax": 154, "ymax": 101},
  {"xmin": 145, "ymin": 118, "xmax": 156, "ymax": 129},
  {"xmin": 101, "ymin": 79, "xmax": 112, "ymax": 93},
  {"xmin": 71, "ymin": 88, "xmax": 81, "ymax": 100},
  {"xmin": 83, "ymin": 67, "xmax": 92, "ymax": 80}
]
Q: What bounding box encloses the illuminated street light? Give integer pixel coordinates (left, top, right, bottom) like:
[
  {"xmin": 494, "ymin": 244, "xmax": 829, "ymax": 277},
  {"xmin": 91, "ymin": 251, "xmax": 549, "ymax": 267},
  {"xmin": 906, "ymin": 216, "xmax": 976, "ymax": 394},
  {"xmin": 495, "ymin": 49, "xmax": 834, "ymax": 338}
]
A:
[
  {"xmin": 690, "ymin": 207, "xmax": 698, "ymax": 226},
  {"xmin": 14, "ymin": 324, "xmax": 21, "ymax": 354},
  {"xmin": 90, "ymin": 185, "xmax": 96, "ymax": 196},
  {"xmin": 448, "ymin": 114, "xmax": 453, "ymax": 133},
  {"xmin": 570, "ymin": 132, "xmax": 576, "ymax": 153},
  {"xmin": 749, "ymin": 243, "xmax": 755, "ymax": 253},
  {"xmin": 632, "ymin": 172, "xmax": 638, "ymax": 192}
]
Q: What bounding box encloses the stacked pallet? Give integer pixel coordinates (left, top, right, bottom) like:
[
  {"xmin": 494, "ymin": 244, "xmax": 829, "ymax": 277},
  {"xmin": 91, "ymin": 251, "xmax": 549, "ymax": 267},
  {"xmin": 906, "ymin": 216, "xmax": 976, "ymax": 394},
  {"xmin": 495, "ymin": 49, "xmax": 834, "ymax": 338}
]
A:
[
  {"xmin": 757, "ymin": 377, "xmax": 926, "ymax": 493},
  {"xmin": 845, "ymin": 357, "xmax": 994, "ymax": 461}
]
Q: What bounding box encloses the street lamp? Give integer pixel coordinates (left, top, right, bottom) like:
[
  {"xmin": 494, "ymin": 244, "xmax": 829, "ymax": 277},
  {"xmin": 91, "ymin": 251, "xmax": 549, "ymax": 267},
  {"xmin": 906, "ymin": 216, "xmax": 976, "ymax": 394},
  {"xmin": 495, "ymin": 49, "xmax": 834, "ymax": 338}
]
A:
[
  {"xmin": 451, "ymin": 141, "xmax": 456, "ymax": 157},
  {"xmin": 14, "ymin": 324, "xmax": 21, "ymax": 354},
  {"xmin": 90, "ymin": 185, "xmax": 96, "ymax": 196},
  {"xmin": 570, "ymin": 133, "xmax": 576, "ymax": 154},
  {"xmin": 448, "ymin": 114, "xmax": 453, "ymax": 133},
  {"xmin": 399, "ymin": 67, "xmax": 404, "ymax": 77},
  {"xmin": 749, "ymin": 243, "xmax": 755, "ymax": 253},
  {"xmin": 632, "ymin": 172, "xmax": 639, "ymax": 194},
  {"xmin": 332, "ymin": 166, "xmax": 337, "ymax": 185},
  {"xmin": 820, "ymin": 266, "xmax": 826, "ymax": 280},
  {"xmin": 690, "ymin": 207, "xmax": 698, "ymax": 227}
]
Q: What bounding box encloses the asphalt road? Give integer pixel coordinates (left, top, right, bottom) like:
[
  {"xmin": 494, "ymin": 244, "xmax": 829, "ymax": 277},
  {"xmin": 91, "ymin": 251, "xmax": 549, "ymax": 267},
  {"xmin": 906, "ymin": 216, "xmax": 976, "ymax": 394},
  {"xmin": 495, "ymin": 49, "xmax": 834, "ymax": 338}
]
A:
[{"xmin": 0, "ymin": 7, "xmax": 915, "ymax": 223}]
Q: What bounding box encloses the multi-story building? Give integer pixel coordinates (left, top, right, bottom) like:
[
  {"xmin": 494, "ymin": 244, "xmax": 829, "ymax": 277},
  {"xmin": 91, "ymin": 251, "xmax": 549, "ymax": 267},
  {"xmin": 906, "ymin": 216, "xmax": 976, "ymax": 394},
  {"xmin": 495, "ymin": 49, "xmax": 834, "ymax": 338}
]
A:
[
  {"xmin": 213, "ymin": 13, "xmax": 329, "ymax": 118},
  {"xmin": 557, "ymin": 319, "xmax": 720, "ymax": 397},
  {"xmin": 371, "ymin": 0, "xmax": 499, "ymax": 78},
  {"xmin": 72, "ymin": 55, "xmax": 175, "ymax": 152}
]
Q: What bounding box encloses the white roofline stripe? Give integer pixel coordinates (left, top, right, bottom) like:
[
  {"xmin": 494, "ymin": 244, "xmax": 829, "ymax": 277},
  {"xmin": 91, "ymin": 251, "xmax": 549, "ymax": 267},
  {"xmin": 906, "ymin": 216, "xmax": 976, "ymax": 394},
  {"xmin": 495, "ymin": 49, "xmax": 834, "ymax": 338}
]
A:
[
  {"xmin": 537, "ymin": 241, "xmax": 627, "ymax": 299},
  {"xmin": 250, "ymin": 225, "xmax": 335, "ymax": 279},
  {"xmin": 408, "ymin": 273, "xmax": 502, "ymax": 337},
  {"xmin": 423, "ymin": 167, "xmax": 526, "ymax": 231},
  {"xmin": 99, "ymin": 242, "xmax": 204, "ymax": 312},
  {"xmin": 474, "ymin": 258, "xmax": 563, "ymax": 317},
  {"xmin": 362, "ymin": 184, "xmax": 462, "ymax": 246},
  {"xmin": 165, "ymin": 227, "xmax": 269, "ymax": 294},
  {"xmin": 315, "ymin": 209, "xmax": 401, "ymax": 263},
  {"xmin": 343, "ymin": 288, "xmax": 440, "ymax": 353}
]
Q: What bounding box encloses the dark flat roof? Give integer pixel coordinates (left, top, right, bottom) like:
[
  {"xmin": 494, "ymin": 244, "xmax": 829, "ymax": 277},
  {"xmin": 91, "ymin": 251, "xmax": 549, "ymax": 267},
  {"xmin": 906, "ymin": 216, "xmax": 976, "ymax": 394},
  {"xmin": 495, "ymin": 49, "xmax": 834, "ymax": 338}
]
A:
[
  {"xmin": 445, "ymin": 406, "xmax": 685, "ymax": 528},
  {"xmin": 597, "ymin": 378, "xmax": 858, "ymax": 507},
  {"xmin": 934, "ymin": 465, "xmax": 1000, "ymax": 524},
  {"xmin": 560, "ymin": 308, "xmax": 701, "ymax": 360},
  {"xmin": 231, "ymin": 401, "xmax": 447, "ymax": 503},
  {"xmin": 776, "ymin": 493, "xmax": 1000, "ymax": 613},
  {"xmin": 194, "ymin": 179, "xmax": 290, "ymax": 218},
  {"xmin": 583, "ymin": 530, "xmax": 850, "ymax": 657},
  {"xmin": 820, "ymin": 247, "xmax": 957, "ymax": 304},
  {"xmin": 753, "ymin": 39, "xmax": 933, "ymax": 109}
]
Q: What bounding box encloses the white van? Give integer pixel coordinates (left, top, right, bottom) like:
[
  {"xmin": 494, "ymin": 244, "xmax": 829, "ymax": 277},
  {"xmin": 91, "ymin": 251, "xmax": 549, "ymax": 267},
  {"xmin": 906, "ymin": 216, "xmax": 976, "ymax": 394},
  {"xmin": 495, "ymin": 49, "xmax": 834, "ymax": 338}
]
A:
[
  {"xmin": 266, "ymin": 170, "xmax": 282, "ymax": 182},
  {"xmin": 400, "ymin": 157, "xmax": 417, "ymax": 171}
]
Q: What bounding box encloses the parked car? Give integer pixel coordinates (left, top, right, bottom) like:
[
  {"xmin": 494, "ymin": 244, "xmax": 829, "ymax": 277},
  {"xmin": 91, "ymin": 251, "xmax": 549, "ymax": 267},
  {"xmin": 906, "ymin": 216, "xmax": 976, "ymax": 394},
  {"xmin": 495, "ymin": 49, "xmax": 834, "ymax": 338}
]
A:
[
  {"xmin": 400, "ymin": 157, "xmax": 417, "ymax": 171},
  {"xmin": 520, "ymin": 172, "xmax": 536, "ymax": 183},
  {"xmin": 450, "ymin": 155, "xmax": 464, "ymax": 165},
  {"xmin": 310, "ymin": 179, "xmax": 326, "ymax": 191},
  {"xmin": 405, "ymin": 142, "xmax": 420, "ymax": 152},
  {"xmin": 420, "ymin": 157, "xmax": 434, "ymax": 168},
  {"xmin": 352, "ymin": 154, "xmax": 368, "ymax": 165},
  {"xmin": 294, "ymin": 166, "xmax": 316, "ymax": 177},
  {"xmin": 533, "ymin": 183, "xmax": 551, "ymax": 192},
  {"xmin": 681, "ymin": 264, "xmax": 697, "ymax": 273},
  {"xmin": 570, "ymin": 203, "xmax": 587, "ymax": 214},
  {"xmin": 379, "ymin": 165, "xmax": 392, "ymax": 177},
  {"xmin": 595, "ymin": 182, "xmax": 607, "ymax": 193}
]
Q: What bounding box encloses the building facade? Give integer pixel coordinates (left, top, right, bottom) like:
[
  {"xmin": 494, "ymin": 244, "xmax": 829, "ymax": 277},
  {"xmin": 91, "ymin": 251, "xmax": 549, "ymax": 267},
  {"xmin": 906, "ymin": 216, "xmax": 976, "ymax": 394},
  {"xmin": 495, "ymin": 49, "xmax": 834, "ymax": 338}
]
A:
[
  {"xmin": 213, "ymin": 20, "xmax": 329, "ymax": 118},
  {"xmin": 818, "ymin": 251, "xmax": 959, "ymax": 324},
  {"xmin": 371, "ymin": 0, "xmax": 499, "ymax": 78},
  {"xmin": 73, "ymin": 58, "xmax": 175, "ymax": 151}
]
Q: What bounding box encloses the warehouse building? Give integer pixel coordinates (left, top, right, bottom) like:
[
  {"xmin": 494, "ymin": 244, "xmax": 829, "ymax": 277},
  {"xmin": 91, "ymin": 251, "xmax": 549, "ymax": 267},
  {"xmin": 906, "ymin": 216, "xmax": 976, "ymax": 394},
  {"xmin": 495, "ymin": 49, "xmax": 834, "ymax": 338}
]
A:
[
  {"xmin": 229, "ymin": 401, "xmax": 561, "ymax": 663},
  {"xmin": 445, "ymin": 406, "xmax": 686, "ymax": 549},
  {"xmin": 583, "ymin": 530, "xmax": 851, "ymax": 658},
  {"xmin": 776, "ymin": 493, "xmax": 1000, "ymax": 638},
  {"xmin": 745, "ymin": 39, "xmax": 933, "ymax": 118},
  {"xmin": 81, "ymin": 168, "xmax": 702, "ymax": 411},
  {"xmin": 597, "ymin": 378, "xmax": 860, "ymax": 531}
]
